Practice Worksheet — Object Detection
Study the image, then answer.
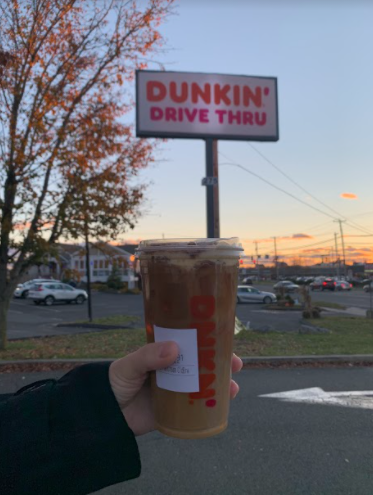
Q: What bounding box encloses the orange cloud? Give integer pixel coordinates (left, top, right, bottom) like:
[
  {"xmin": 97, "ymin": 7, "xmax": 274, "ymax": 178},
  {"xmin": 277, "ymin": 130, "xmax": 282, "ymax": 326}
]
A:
[
  {"xmin": 341, "ymin": 193, "xmax": 358, "ymax": 200},
  {"xmin": 14, "ymin": 221, "xmax": 54, "ymax": 231},
  {"xmin": 110, "ymin": 239, "xmax": 142, "ymax": 246},
  {"xmin": 14, "ymin": 221, "xmax": 31, "ymax": 231},
  {"xmin": 256, "ymin": 233, "xmax": 313, "ymax": 243}
]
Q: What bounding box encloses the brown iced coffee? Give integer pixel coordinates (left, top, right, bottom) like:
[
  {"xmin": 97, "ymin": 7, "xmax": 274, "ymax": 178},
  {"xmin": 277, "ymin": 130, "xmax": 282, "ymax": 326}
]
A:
[{"xmin": 137, "ymin": 238, "xmax": 242, "ymax": 439}]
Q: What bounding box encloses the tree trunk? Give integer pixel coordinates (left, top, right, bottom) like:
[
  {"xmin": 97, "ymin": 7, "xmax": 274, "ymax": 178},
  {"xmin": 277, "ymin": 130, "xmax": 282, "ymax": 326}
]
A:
[{"xmin": 0, "ymin": 296, "xmax": 10, "ymax": 351}]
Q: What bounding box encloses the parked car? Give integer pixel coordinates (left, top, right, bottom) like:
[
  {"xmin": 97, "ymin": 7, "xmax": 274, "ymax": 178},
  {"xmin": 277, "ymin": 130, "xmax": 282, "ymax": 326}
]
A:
[
  {"xmin": 335, "ymin": 280, "xmax": 352, "ymax": 291},
  {"xmin": 363, "ymin": 281, "xmax": 373, "ymax": 293},
  {"xmin": 28, "ymin": 282, "xmax": 88, "ymax": 306},
  {"xmin": 14, "ymin": 279, "xmax": 57, "ymax": 299},
  {"xmin": 321, "ymin": 278, "xmax": 336, "ymax": 291},
  {"xmin": 310, "ymin": 278, "xmax": 325, "ymax": 291},
  {"xmin": 241, "ymin": 277, "xmax": 253, "ymax": 285},
  {"xmin": 273, "ymin": 281, "xmax": 299, "ymax": 293},
  {"xmin": 296, "ymin": 277, "xmax": 313, "ymax": 285},
  {"xmin": 237, "ymin": 286, "xmax": 277, "ymax": 304}
]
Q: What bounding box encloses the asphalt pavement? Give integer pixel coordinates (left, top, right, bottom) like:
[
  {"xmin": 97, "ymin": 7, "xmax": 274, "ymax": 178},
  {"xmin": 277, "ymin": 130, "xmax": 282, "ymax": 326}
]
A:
[
  {"xmin": 2, "ymin": 366, "xmax": 373, "ymax": 495},
  {"xmin": 258, "ymin": 283, "xmax": 372, "ymax": 311},
  {"xmin": 8, "ymin": 286, "xmax": 372, "ymax": 339},
  {"xmin": 8, "ymin": 293, "xmax": 145, "ymax": 339}
]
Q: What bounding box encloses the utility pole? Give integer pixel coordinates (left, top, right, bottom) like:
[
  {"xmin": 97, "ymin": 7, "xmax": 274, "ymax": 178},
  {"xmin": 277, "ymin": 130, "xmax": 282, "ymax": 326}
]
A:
[
  {"xmin": 334, "ymin": 220, "xmax": 347, "ymax": 277},
  {"xmin": 254, "ymin": 241, "xmax": 260, "ymax": 280},
  {"xmin": 334, "ymin": 233, "xmax": 340, "ymax": 279},
  {"xmin": 83, "ymin": 195, "xmax": 93, "ymax": 322},
  {"xmin": 273, "ymin": 237, "xmax": 279, "ymax": 280}
]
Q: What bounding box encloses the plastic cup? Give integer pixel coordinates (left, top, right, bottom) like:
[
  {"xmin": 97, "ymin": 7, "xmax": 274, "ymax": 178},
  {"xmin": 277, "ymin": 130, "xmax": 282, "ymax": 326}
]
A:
[{"xmin": 137, "ymin": 238, "xmax": 242, "ymax": 439}]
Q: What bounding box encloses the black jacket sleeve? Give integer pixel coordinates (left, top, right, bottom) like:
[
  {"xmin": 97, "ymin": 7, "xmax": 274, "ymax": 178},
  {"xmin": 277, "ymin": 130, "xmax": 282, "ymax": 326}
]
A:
[{"xmin": 0, "ymin": 362, "xmax": 141, "ymax": 495}]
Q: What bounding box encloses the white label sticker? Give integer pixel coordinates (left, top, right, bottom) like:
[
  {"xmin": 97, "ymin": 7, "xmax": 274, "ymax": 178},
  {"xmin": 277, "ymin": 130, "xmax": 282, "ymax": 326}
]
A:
[{"xmin": 154, "ymin": 326, "xmax": 199, "ymax": 393}]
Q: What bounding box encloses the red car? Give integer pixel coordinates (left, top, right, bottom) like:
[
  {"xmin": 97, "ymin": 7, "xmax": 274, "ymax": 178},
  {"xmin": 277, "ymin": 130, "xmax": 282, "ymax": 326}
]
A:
[{"xmin": 321, "ymin": 279, "xmax": 336, "ymax": 291}]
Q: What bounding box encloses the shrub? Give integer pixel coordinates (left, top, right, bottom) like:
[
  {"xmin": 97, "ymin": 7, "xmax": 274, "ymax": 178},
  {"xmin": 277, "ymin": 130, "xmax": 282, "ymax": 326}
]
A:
[
  {"xmin": 285, "ymin": 295, "xmax": 295, "ymax": 306},
  {"xmin": 303, "ymin": 308, "xmax": 321, "ymax": 319},
  {"xmin": 107, "ymin": 265, "xmax": 124, "ymax": 290},
  {"xmin": 90, "ymin": 283, "xmax": 106, "ymax": 291},
  {"xmin": 127, "ymin": 288, "xmax": 141, "ymax": 295}
]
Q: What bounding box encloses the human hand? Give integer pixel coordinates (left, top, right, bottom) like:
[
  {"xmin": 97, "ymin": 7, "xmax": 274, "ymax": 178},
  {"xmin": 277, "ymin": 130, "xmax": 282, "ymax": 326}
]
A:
[{"xmin": 109, "ymin": 342, "xmax": 243, "ymax": 436}]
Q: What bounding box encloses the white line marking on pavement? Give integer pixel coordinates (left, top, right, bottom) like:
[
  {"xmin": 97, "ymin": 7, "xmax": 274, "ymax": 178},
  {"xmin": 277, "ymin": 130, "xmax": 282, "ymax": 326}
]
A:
[{"xmin": 260, "ymin": 387, "xmax": 373, "ymax": 410}]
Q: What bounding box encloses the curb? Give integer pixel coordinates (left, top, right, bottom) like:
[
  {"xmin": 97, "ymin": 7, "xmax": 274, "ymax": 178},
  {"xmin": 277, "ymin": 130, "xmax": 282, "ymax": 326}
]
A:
[
  {"xmin": 0, "ymin": 358, "xmax": 112, "ymax": 364},
  {"xmin": 240, "ymin": 354, "xmax": 373, "ymax": 364},
  {"xmin": 2, "ymin": 355, "xmax": 373, "ymax": 366}
]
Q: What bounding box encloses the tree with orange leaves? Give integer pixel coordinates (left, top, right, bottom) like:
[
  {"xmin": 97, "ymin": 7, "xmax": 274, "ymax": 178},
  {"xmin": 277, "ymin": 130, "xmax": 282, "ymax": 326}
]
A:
[{"xmin": 0, "ymin": 0, "xmax": 174, "ymax": 349}]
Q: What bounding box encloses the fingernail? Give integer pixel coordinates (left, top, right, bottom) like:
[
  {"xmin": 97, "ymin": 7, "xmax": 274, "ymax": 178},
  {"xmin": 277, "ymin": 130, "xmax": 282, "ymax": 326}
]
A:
[{"xmin": 158, "ymin": 342, "xmax": 173, "ymax": 358}]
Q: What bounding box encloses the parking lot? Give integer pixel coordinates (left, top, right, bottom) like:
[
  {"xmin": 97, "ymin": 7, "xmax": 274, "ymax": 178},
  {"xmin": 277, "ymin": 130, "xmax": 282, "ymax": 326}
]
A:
[
  {"xmin": 8, "ymin": 284, "xmax": 372, "ymax": 340},
  {"xmin": 8, "ymin": 293, "xmax": 145, "ymax": 339},
  {"xmin": 254, "ymin": 282, "xmax": 371, "ymax": 310}
]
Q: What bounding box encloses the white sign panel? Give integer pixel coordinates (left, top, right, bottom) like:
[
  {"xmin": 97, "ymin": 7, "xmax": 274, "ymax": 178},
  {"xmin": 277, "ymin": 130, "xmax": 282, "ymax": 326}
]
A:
[
  {"xmin": 136, "ymin": 70, "xmax": 279, "ymax": 141},
  {"xmin": 154, "ymin": 325, "xmax": 200, "ymax": 393}
]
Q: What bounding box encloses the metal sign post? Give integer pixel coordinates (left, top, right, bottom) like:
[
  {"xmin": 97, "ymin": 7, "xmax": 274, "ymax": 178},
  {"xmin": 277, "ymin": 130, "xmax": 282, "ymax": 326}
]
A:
[{"xmin": 204, "ymin": 139, "xmax": 220, "ymax": 238}]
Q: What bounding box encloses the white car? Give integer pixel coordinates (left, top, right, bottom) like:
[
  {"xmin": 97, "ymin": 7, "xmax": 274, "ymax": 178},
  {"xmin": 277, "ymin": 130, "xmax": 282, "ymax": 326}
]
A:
[
  {"xmin": 237, "ymin": 286, "xmax": 277, "ymax": 304},
  {"xmin": 14, "ymin": 279, "xmax": 57, "ymax": 299},
  {"xmin": 28, "ymin": 282, "xmax": 88, "ymax": 306}
]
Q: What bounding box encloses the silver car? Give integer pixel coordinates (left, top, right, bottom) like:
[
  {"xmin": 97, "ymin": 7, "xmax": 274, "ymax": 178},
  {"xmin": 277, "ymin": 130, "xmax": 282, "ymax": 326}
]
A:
[
  {"xmin": 273, "ymin": 281, "xmax": 299, "ymax": 293},
  {"xmin": 237, "ymin": 286, "xmax": 277, "ymax": 304},
  {"xmin": 335, "ymin": 280, "xmax": 352, "ymax": 291},
  {"xmin": 364, "ymin": 281, "xmax": 373, "ymax": 293},
  {"xmin": 14, "ymin": 278, "xmax": 57, "ymax": 298},
  {"xmin": 28, "ymin": 282, "xmax": 88, "ymax": 306}
]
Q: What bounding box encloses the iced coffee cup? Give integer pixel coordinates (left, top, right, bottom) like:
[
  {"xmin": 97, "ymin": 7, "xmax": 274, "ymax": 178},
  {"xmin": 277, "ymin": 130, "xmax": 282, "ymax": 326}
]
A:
[{"xmin": 137, "ymin": 238, "xmax": 242, "ymax": 439}]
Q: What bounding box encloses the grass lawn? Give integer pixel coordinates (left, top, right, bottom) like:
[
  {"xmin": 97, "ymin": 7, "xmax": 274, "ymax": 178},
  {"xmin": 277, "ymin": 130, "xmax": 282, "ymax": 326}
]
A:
[
  {"xmin": 312, "ymin": 301, "xmax": 346, "ymax": 310},
  {"xmin": 0, "ymin": 329, "xmax": 147, "ymax": 360},
  {"xmin": 1, "ymin": 316, "xmax": 373, "ymax": 361},
  {"xmin": 72, "ymin": 315, "xmax": 140, "ymax": 326},
  {"xmin": 235, "ymin": 317, "xmax": 373, "ymax": 356}
]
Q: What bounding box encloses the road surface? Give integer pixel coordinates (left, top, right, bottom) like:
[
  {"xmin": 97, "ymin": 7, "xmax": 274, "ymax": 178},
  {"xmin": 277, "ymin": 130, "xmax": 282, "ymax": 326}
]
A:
[{"xmin": 2, "ymin": 367, "xmax": 373, "ymax": 495}]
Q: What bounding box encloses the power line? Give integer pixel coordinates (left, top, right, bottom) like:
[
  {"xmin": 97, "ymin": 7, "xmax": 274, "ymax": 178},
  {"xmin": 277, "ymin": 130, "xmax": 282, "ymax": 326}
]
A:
[
  {"xmin": 344, "ymin": 242, "xmax": 373, "ymax": 246},
  {"xmin": 248, "ymin": 143, "xmax": 346, "ymax": 219},
  {"xmin": 344, "ymin": 221, "xmax": 373, "ymax": 236},
  {"xmin": 221, "ymin": 151, "xmax": 372, "ymax": 259},
  {"xmin": 273, "ymin": 237, "xmax": 336, "ymax": 252},
  {"xmin": 219, "ymin": 157, "xmax": 337, "ymax": 221},
  {"xmin": 247, "ymin": 143, "xmax": 373, "ymax": 236},
  {"xmin": 345, "ymin": 234, "xmax": 373, "ymax": 238},
  {"xmin": 246, "ymin": 237, "xmax": 337, "ymax": 254}
]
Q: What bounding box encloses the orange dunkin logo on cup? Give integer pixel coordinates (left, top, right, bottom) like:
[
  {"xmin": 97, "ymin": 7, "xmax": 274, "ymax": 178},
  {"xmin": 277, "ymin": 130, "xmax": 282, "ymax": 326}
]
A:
[{"xmin": 189, "ymin": 295, "xmax": 217, "ymax": 408}]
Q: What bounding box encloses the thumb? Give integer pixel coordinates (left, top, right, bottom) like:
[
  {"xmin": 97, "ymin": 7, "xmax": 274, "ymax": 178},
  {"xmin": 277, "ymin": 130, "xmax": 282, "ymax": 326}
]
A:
[{"xmin": 110, "ymin": 341, "xmax": 179, "ymax": 394}]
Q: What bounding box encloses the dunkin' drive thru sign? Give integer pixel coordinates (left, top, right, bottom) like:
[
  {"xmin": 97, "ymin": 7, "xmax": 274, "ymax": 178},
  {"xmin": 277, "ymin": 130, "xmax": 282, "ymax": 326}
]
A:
[{"xmin": 136, "ymin": 70, "xmax": 278, "ymax": 141}]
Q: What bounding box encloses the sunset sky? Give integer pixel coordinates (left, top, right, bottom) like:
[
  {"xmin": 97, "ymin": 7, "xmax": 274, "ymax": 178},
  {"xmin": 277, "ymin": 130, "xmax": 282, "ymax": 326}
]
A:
[{"xmin": 118, "ymin": 0, "xmax": 373, "ymax": 265}]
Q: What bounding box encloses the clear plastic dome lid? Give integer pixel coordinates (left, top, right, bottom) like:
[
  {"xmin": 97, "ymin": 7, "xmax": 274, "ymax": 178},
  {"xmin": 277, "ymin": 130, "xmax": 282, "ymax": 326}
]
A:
[{"xmin": 136, "ymin": 237, "xmax": 243, "ymax": 253}]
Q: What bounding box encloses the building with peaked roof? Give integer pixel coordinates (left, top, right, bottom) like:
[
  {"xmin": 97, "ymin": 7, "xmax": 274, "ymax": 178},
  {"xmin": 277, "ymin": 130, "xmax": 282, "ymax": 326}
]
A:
[
  {"xmin": 21, "ymin": 242, "xmax": 137, "ymax": 288},
  {"xmin": 69, "ymin": 242, "xmax": 136, "ymax": 287}
]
